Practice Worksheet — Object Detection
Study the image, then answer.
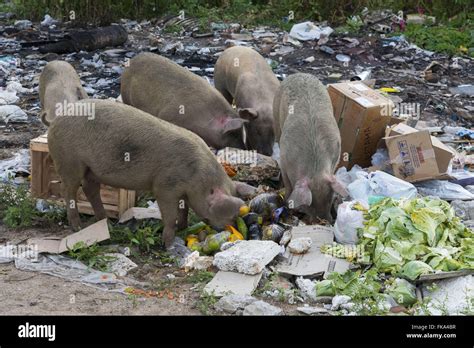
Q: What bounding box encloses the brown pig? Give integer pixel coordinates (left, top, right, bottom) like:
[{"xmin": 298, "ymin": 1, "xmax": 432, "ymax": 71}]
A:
[
  {"xmin": 121, "ymin": 53, "xmax": 247, "ymax": 150},
  {"xmin": 273, "ymin": 73, "xmax": 347, "ymax": 223},
  {"xmin": 47, "ymin": 99, "xmax": 256, "ymax": 248},
  {"xmin": 214, "ymin": 46, "xmax": 280, "ymax": 156},
  {"xmin": 38, "ymin": 60, "xmax": 88, "ymax": 126}
]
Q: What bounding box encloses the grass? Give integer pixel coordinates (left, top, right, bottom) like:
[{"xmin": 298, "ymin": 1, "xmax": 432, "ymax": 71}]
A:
[{"xmin": 188, "ymin": 270, "xmax": 215, "ymax": 284}]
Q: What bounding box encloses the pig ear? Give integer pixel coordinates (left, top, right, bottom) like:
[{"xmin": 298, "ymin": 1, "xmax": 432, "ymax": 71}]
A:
[
  {"xmin": 326, "ymin": 175, "xmax": 349, "ymax": 198},
  {"xmin": 234, "ymin": 181, "xmax": 257, "ymax": 198},
  {"xmin": 238, "ymin": 108, "xmax": 259, "ymax": 120},
  {"xmin": 288, "ymin": 180, "xmax": 312, "ymax": 209},
  {"xmin": 223, "ymin": 117, "xmax": 248, "ymax": 134}
]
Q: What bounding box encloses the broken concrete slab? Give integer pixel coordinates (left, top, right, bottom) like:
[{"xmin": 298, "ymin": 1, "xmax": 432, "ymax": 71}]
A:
[
  {"xmin": 288, "ymin": 237, "xmax": 312, "ymax": 254},
  {"xmin": 118, "ymin": 207, "xmax": 162, "ymax": 223},
  {"xmin": 213, "ymin": 240, "xmax": 281, "ymax": 275},
  {"xmin": 214, "ymin": 294, "xmax": 257, "ymax": 314},
  {"xmin": 27, "ymin": 219, "xmax": 109, "ymax": 254},
  {"xmin": 295, "ymin": 277, "xmax": 317, "ymax": 302},
  {"xmin": 243, "ymin": 300, "xmax": 283, "ymax": 316},
  {"xmin": 203, "ymin": 271, "xmax": 262, "ymax": 297},
  {"xmin": 183, "ymin": 251, "xmax": 213, "ymax": 272},
  {"xmin": 275, "ymin": 225, "xmax": 350, "ymax": 277},
  {"xmin": 297, "ymin": 305, "xmax": 329, "ymax": 315}
]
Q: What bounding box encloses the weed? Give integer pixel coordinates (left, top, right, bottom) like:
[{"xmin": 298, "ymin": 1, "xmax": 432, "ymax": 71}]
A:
[
  {"xmin": 196, "ymin": 290, "xmax": 218, "ymax": 315},
  {"xmin": 67, "ymin": 241, "xmax": 116, "ymax": 272},
  {"xmin": 0, "ymin": 183, "xmax": 38, "ymax": 228},
  {"xmin": 188, "ymin": 270, "xmax": 215, "ymax": 284},
  {"xmin": 110, "ymin": 220, "xmax": 163, "ymax": 253}
]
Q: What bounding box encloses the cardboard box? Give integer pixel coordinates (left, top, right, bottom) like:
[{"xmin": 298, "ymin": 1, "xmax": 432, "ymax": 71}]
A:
[
  {"xmin": 328, "ymin": 82, "xmax": 400, "ymax": 169},
  {"xmin": 384, "ymin": 123, "xmax": 456, "ymax": 182}
]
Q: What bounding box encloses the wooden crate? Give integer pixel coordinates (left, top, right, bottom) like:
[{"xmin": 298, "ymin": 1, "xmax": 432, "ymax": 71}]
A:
[{"xmin": 30, "ymin": 134, "xmax": 136, "ymax": 218}]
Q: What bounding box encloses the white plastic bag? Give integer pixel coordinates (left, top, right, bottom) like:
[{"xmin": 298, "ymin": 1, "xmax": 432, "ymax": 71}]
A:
[
  {"xmin": 347, "ymin": 171, "xmax": 417, "ymax": 205},
  {"xmin": 415, "ymin": 180, "xmax": 474, "ymax": 200},
  {"xmin": 335, "ymin": 201, "xmax": 364, "ymax": 245}
]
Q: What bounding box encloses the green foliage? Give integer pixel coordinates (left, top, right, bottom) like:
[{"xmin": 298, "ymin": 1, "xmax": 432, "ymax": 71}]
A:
[
  {"xmin": 0, "ymin": 183, "xmax": 67, "ymax": 228},
  {"xmin": 403, "ymin": 21, "xmax": 473, "ymax": 56},
  {"xmin": 67, "ymin": 241, "xmax": 116, "ymax": 272},
  {"xmin": 110, "ymin": 219, "xmax": 163, "ymax": 252},
  {"xmin": 188, "ymin": 270, "xmax": 215, "ymax": 284},
  {"xmin": 196, "ymin": 290, "xmax": 219, "ymax": 315},
  {"xmin": 0, "ymin": 184, "xmax": 38, "ymax": 228}
]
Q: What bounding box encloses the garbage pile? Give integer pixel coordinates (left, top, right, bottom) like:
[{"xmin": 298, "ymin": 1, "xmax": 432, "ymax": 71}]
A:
[{"xmin": 0, "ymin": 9, "xmax": 473, "ymax": 316}]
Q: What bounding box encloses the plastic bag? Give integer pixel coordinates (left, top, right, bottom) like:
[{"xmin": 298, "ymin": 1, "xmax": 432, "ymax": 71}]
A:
[
  {"xmin": 415, "ymin": 180, "xmax": 474, "ymax": 201},
  {"xmin": 347, "ymin": 171, "xmax": 417, "ymax": 205},
  {"xmin": 335, "ymin": 201, "xmax": 364, "ymax": 245}
]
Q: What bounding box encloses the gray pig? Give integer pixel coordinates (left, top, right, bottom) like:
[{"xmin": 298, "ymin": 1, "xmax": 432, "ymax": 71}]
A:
[
  {"xmin": 48, "ymin": 99, "xmax": 255, "ymax": 248},
  {"xmin": 39, "ymin": 60, "xmax": 88, "ymax": 126},
  {"xmin": 273, "ymin": 73, "xmax": 346, "ymax": 223},
  {"xmin": 214, "ymin": 46, "xmax": 280, "ymax": 156},
  {"xmin": 121, "ymin": 52, "xmax": 247, "ymax": 150}
]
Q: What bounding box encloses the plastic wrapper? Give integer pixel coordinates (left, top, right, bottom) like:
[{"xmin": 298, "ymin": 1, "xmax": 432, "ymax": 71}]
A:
[{"xmin": 334, "ymin": 201, "xmax": 364, "ymax": 245}]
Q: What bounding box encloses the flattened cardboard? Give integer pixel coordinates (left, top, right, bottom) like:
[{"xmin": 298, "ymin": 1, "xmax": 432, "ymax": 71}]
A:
[
  {"xmin": 203, "ymin": 271, "xmax": 263, "ymax": 297},
  {"xmin": 118, "ymin": 207, "xmax": 162, "ymax": 223},
  {"xmin": 328, "ymin": 82, "xmax": 400, "ymax": 169},
  {"xmin": 275, "ymin": 225, "xmax": 350, "ymax": 277},
  {"xmin": 384, "ymin": 123, "xmax": 455, "ymax": 182},
  {"xmin": 27, "ymin": 219, "xmax": 110, "ymax": 254}
]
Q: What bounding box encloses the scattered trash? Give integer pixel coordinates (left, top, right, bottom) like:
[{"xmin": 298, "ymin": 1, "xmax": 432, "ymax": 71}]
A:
[
  {"xmin": 385, "ymin": 123, "xmax": 456, "ymax": 182},
  {"xmin": 304, "ymin": 56, "xmax": 315, "ymax": 63},
  {"xmin": 334, "ymin": 201, "xmax": 365, "ymax": 245},
  {"xmin": 204, "ymin": 271, "xmax": 262, "ymax": 297},
  {"xmin": 451, "ymin": 200, "xmax": 474, "ymax": 220},
  {"xmin": 288, "ymin": 237, "xmax": 312, "ymax": 254},
  {"xmin": 118, "ymin": 207, "xmax": 162, "ymax": 223},
  {"xmin": 213, "ymin": 240, "xmax": 280, "ymax": 275},
  {"xmin": 183, "ymin": 251, "xmax": 213, "ymax": 272},
  {"xmin": 449, "ymin": 84, "xmax": 474, "ymax": 97},
  {"xmin": 248, "ymin": 193, "xmax": 283, "ymax": 222},
  {"xmin": 335, "ymin": 54, "xmax": 351, "ymax": 63},
  {"xmin": 415, "ymin": 180, "xmax": 474, "ymax": 201},
  {"xmin": 0, "ymin": 149, "xmax": 30, "ymax": 182},
  {"xmin": 275, "ymin": 225, "xmax": 351, "ymax": 277},
  {"xmin": 105, "ymin": 253, "xmax": 138, "ymax": 277},
  {"xmin": 27, "ymin": 219, "xmax": 110, "ymax": 254},
  {"xmin": 14, "ymin": 19, "xmax": 32, "ymax": 30},
  {"xmin": 337, "ymin": 168, "xmax": 417, "ymax": 206},
  {"xmin": 0, "ymin": 105, "xmax": 27, "ymax": 123},
  {"xmin": 289, "ymin": 22, "xmax": 333, "ymax": 41},
  {"xmin": 328, "ymin": 82, "xmax": 400, "ymax": 168},
  {"xmin": 40, "ymin": 14, "xmax": 59, "ymax": 27}
]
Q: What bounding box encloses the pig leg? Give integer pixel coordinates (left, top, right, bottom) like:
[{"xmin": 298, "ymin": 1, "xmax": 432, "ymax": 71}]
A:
[
  {"xmin": 56, "ymin": 161, "xmax": 86, "ymax": 231},
  {"xmin": 81, "ymin": 170, "xmax": 107, "ymax": 221},
  {"xmin": 281, "ymin": 169, "xmax": 293, "ymax": 201},
  {"xmin": 155, "ymin": 195, "xmax": 179, "ymax": 249},
  {"xmin": 177, "ymin": 199, "xmax": 189, "ymax": 231},
  {"xmin": 61, "ymin": 180, "xmax": 82, "ymax": 231}
]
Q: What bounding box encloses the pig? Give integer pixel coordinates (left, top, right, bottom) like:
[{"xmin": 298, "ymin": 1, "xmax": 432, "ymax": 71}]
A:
[
  {"xmin": 38, "ymin": 60, "xmax": 88, "ymax": 126},
  {"xmin": 214, "ymin": 46, "xmax": 280, "ymax": 156},
  {"xmin": 47, "ymin": 99, "xmax": 256, "ymax": 248},
  {"xmin": 273, "ymin": 73, "xmax": 347, "ymax": 223},
  {"xmin": 120, "ymin": 52, "xmax": 247, "ymax": 150}
]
